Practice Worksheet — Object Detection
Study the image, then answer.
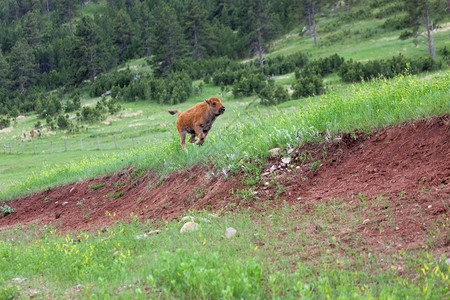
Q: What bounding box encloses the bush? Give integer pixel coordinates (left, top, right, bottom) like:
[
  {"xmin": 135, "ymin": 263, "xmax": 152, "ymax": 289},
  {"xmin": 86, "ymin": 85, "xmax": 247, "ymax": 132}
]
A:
[
  {"xmin": 81, "ymin": 106, "xmax": 102, "ymax": 122},
  {"xmin": 259, "ymin": 79, "xmax": 290, "ymax": 106},
  {"xmin": 1, "ymin": 204, "xmax": 15, "ymax": 217},
  {"xmin": 291, "ymin": 75, "xmax": 324, "ymax": 99},
  {"xmin": 0, "ymin": 116, "xmax": 10, "ymax": 128},
  {"xmin": 232, "ymin": 73, "xmax": 266, "ymax": 97},
  {"xmin": 338, "ymin": 55, "xmax": 441, "ymax": 83},
  {"xmin": 57, "ymin": 115, "xmax": 69, "ymax": 129}
]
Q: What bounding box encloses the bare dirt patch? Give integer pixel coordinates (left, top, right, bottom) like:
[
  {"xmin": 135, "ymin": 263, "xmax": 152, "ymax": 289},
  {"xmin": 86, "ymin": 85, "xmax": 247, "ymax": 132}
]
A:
[{"xmin": 1, "ymin": 115, "xmax": 449, "ymax": 255}]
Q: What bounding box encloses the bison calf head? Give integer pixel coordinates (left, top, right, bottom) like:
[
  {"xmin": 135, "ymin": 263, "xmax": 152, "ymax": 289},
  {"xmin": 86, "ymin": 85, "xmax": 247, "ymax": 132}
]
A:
[{"xmin": 205, "ymin": 97, "xmax": 225, "ymax": 116}]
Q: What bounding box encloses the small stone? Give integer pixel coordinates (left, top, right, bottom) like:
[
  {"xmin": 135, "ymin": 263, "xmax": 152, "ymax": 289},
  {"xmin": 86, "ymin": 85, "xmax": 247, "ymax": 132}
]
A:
[
  {"xmin": 149, "ymin": 230, "xmax": 160, "ymax": 235},
  {"xmin": 269, "ymin": 165, "xmax": 277, "ymax": 173},
  {"xmin": 269, "ymin": 148, "xmax": 281, "ymax": 157},
  {"xmin": 70, "ymin": 187, "xmax": 75, "ymax": 193},
  {"xmin": 180, "ymin": 222, "xmax": 199, "ymax": 233},
  {"xmin": 62, "ymin": 202, "xmax": 69, "ymax": 206},
  {"xmin": 12, "ymin": 277, "xmax": 27, "ymax": 283},
  {"xmin": 362, "ymin": 219, "xmax": 370, "ymax": 224},
  {"xmin": 281, "ymin": 157, "xmax": 291, "ymax": 164},
  {"xmin": 297, "ymin": 197, "xmax": 302, "ymax": 200},
  {"xmin": 261, "ymin": 172, "xmax": 270, "ymax": 176},
  {"xmin": 224, "ymin": 227, "xmax": 237, "ymax": 239},
  {"xmin": 287, "ymin": 148, "xmax": 294, "ymax": 154},
  {"xmin": 427, "ymin": 205, "xmax": 432, "ymax": 209},
  {"xmin": 264, "ymin": 182, "xmax": 269, "ymax": 186},
  {"xmin": 181, "ymin": 216, "xmax": 195, "ymax": 223},
  {"xmin": 135, "ymin": 233, "xmax": 148, "ymax": 240},
  {"xmin": 395, "ymin": 227, "xmax": 399, "ymax": 231}
]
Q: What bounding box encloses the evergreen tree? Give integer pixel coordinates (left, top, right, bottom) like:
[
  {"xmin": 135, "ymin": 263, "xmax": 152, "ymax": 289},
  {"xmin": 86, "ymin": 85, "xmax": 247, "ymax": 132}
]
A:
[
  {"xmin": 7, "ymin": 39, "xmax": 37, "ymax": 92},
  {"xmin": 240, "ymin": 0, "xmax": 274, "ymax": 67},
  {"xmin": 0, "ymin": 50, "xmax": 6, "ymax": 89},
  {"xmin": 182, "ymin": 0, "xmax": 209, "ymax": 60},
  {"xmin": 55, "ymin": 0, "xmax": 76, "ymax": 35},
  {"xmin": 151, "ymin": 5, "xmax": 186, "ymax": 75},
  {"xmin": 71, "ymin": 16, "xmax": 105, "ymax": 84},
  {"xmin": 112, "ymin": 9, "xmax": 133, "ymax": 57},
  {"xmin": 22, "ymin": 10, "xmax": 41, "ymax": 49},
  {"xmin": 403, "ymin": 0, "xmax": 441, "ymax": 59}
]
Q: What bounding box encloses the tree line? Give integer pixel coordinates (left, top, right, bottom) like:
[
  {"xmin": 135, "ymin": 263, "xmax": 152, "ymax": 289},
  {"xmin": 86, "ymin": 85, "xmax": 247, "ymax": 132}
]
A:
[{"xmin": 0, "ymin": 0, "xmax": 447, "ymax": 118}]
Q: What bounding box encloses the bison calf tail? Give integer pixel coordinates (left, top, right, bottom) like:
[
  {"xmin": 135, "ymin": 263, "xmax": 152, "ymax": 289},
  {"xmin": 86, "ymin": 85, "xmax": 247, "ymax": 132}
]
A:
[{"xmin": 167, "ymin": 109, "xmax": 181, "ymax": 116}]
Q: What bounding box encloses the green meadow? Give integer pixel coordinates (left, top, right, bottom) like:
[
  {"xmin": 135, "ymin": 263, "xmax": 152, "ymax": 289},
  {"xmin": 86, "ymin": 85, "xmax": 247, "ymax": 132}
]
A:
[{"xmin": 0, "ymin": 0, "xmax": 449, "ymax": 298}]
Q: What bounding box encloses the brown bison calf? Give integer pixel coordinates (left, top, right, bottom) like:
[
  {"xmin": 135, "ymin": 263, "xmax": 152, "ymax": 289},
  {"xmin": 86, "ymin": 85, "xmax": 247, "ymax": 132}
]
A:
[{"xmin": 167, "ymin": 97, "xmax": 225, "ymax": 151}]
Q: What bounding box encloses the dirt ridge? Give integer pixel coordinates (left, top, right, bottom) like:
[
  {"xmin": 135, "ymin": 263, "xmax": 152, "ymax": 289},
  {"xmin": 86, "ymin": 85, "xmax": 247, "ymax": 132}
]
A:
[{"xmin": 1, "ymin": 115, "xmax": 449, "ymax": 256}]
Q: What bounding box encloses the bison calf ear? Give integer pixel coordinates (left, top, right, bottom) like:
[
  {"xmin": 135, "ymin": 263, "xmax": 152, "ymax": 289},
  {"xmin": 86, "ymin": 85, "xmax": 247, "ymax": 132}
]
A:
[{"xmin": 204, "ymin": 99, "xmax": 210, "ymax": 105}]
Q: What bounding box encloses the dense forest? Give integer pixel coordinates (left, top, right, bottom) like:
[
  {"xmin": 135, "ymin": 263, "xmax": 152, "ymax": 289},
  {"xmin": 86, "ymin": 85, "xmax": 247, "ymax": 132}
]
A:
[{"xmin": 0, "ymin": 0, "xmax": 447, "ymax": 120}]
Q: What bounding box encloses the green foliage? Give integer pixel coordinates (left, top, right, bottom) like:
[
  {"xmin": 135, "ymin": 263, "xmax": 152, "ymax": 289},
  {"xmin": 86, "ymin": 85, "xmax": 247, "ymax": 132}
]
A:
[
  {"xmin": 0, "ymin": 116, "xmax": 10, "ymax": 128},
  {"xmin": 57, "ymin": 115, "xmax": 69, "ymax": 129},
  {"xmin": 90, "ymin": 69, "xmax": 133, "ymax": 97},
  {"xmin": 292, "ymin": 75, "xmax": 324, "ymax": 99},
  {"xmin": 0, "ymin": 204, "xmax": 14, "ymax": 217},
  {"xmin": 232, "ymin": 73, "xmax": 267, "ymax": 98},
  {"xmin": 338, "ymin": 55, "xmax": 441, "ymax": 83},
  {"xmin": 259, "ymin": 79, "xmax": 290, "ymax": 106}
]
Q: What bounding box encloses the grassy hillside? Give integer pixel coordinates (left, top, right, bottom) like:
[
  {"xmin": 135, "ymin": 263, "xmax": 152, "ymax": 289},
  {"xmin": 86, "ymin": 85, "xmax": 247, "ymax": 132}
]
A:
[
  {"xmin": 1, "ymin": 12, "xmax": 449, "ymax": 191},
  {"xmin": 0, "ymin": 2, "xmax": 450, "ymax": 298}
]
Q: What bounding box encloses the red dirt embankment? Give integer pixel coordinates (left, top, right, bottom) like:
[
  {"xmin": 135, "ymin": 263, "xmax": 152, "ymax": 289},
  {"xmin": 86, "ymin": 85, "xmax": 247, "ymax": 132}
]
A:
[{"xmin": 1, "ymin": 115, "xmax": 449, "ymax": 251}]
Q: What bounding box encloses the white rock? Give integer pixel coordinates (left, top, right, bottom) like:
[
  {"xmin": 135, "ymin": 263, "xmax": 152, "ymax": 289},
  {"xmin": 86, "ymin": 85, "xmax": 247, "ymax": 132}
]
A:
[
  {"xmin": 12, "ymin": 277, "xmax": 27, "ymax": 283},
  {"xmin": 268, "ymin": 148, "xmax": 281, "ymax": 157},
  {"xmin": 281, "ymin": 157, "xmax": 291, "ymax": 164},
  {"xmin": 135, "ymin": 233, "xmax": 148, "ymax": 240},
  {"xmin": 287, "ymin": 148, "xmax": 294, "ymax": 154},
  {"xmin": 225, "ymin": 227, "xmax": 237, "ymax": 239},
  {"xmin": 269, "ymin": 165, "xmax": 277, "ymax": 173},
  {"xmin": 428, "ymin": 205, "xmax": 432, "ymax": 209},
  {"xmin": 62, "ymin": 202, "xmax": 69, "ymax": 206},
  {"xmin": 180, "ymin": 222, "xmax": 199, "ymax": 233}
]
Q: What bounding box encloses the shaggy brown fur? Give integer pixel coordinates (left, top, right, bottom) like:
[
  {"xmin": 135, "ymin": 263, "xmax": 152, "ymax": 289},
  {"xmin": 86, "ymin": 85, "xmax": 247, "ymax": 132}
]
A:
[{"xmin": 167, "ymin": 97, "xmax": 225, "ymax": 151}]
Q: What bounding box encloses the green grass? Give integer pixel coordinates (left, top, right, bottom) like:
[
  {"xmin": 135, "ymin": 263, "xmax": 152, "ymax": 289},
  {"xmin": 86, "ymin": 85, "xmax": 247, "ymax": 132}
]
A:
[
  {"xmin": 1, "ymin": 72, "xmax": 448, "ymax": 200},
  {"xmin": 0, "ymin": 206, "xmax": 448, "ymax": 298}
]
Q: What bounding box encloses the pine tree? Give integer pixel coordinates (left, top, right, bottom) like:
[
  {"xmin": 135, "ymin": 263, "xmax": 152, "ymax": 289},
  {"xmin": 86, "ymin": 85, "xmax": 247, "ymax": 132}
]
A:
[
  {"xmin": 22, "ymin": 10, "xmax": 41, "ymax": 49},
  {"xmin": 240, "ymin": 0, "xmax": 274, "ymax": 67},
  {"xmin": 403, "ymin": 0, "xmax": 440, "ymax": 59},
  {"xmin": 0, "ymin": 50, "xmax": 6, "ymax": 89},
  {"xmin": 7, "ymin": 39, "xmax": 37, "ymax": 92},
  {"xmin": 182, "ymin": 0, "xmax": 209, "ymax": 60},
  {"xmin": 113, "ymin": 9, "xmax": 133, "ymax": 57},
  {"xmin": 71, "ymin": 16, "xmax": 105, "ymax": 84},
  {"xmin": 151, "ymin": 5, "xmax": 186, "ymax": 75}
]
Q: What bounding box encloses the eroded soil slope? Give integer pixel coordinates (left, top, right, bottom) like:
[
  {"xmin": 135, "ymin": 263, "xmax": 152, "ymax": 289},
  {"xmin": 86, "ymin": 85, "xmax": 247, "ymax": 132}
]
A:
[{"xmin": 1, "ymin": 115, "xmax": 449, "ymax": 254}]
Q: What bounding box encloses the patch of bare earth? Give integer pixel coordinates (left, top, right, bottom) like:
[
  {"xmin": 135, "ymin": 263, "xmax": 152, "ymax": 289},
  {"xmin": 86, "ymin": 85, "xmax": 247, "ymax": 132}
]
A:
[{"xmin": 1, "ymin": 115, "xmax": 449, "ymax": 256}]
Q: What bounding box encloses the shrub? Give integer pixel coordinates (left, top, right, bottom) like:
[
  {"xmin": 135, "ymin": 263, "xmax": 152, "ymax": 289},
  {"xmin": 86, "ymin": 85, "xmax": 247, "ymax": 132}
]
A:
[
  {"xmin": 0, "ymin": 116, "xmax": 10, "ymax": 128},
  {"xmin": 81, "ymin": 106, "xmax": 102, "ymax": 122},
  {"xmin": 1, "ymin": 204, "xmax": 15, "ymax": 217},
  {"xmin": 259, "ymin": 79, "xmax": 290, "ymax": 106},
  {"xmin": 232, "ymin": 73, "xmax": 267, "ymax": 97},
  {"xmin": 57, "ymin": 115, "xmax": 69, "ymax": 129},
  {"xmin": 338, "ymin": 55, "xmax": 441, "ymax": 83},
  {"xmin": 291, "ymin": 75, "xmax": 324, "ymax": 99}
]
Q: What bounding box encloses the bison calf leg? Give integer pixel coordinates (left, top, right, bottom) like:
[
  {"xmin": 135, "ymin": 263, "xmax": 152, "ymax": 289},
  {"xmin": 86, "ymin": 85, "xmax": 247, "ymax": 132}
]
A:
[
  {"xmin": 179, "ymin": 129, "xmax": 188, "ymax": 151},
  {"xmin": 188, "ymin": 134, "xmax": 197, "ymax": 143},
  {"xmin": 194, "ymin": 126, "xmax": 206, "ymax": 146}
]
